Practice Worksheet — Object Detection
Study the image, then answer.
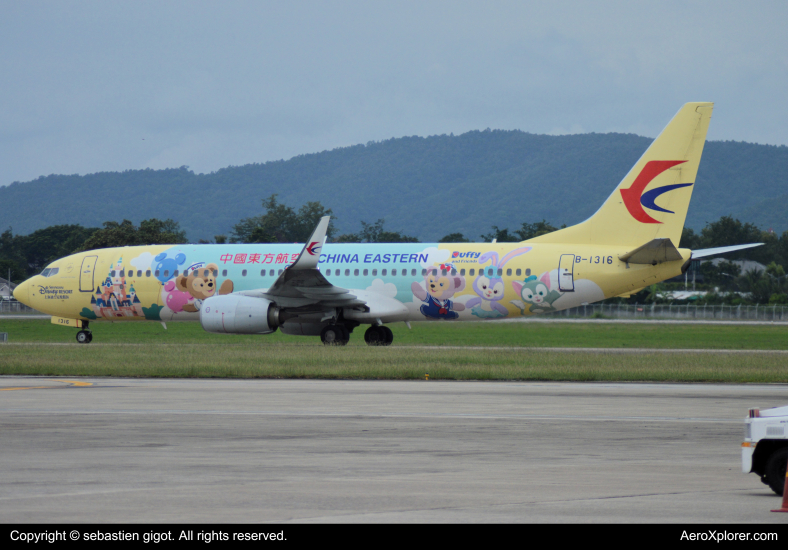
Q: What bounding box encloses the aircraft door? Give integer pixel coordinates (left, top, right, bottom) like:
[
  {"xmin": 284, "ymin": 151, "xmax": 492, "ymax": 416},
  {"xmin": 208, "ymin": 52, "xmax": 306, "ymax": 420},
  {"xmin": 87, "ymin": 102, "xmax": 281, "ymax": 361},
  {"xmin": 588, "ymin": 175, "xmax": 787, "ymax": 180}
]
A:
[
  {"xmin": 558, "ymin": 254, "xmax": 575, "ymax": 292},
  {"xmin": 79, "ymin": 255, "xmax": 98, "ymax": 293}
]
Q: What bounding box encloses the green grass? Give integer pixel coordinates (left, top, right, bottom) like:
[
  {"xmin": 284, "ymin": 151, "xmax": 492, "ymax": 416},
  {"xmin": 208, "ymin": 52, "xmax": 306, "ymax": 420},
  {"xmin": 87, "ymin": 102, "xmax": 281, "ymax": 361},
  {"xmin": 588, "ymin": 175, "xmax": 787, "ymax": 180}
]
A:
[
  {"xmin": 1, "ymin": 319, "xmax": 787, "ymax": 382},
  {"xmin": 2, "ymin": 318, "xmax": 788, "ymax": 349}
]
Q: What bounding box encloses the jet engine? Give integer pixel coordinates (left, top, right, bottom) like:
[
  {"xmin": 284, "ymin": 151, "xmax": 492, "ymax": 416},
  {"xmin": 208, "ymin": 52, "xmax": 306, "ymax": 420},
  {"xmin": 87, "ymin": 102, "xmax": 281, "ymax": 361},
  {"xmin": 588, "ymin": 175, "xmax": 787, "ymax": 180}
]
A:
[{"xmin": 200, "ymin": 294, "xmax": 281, "ymax": 334}]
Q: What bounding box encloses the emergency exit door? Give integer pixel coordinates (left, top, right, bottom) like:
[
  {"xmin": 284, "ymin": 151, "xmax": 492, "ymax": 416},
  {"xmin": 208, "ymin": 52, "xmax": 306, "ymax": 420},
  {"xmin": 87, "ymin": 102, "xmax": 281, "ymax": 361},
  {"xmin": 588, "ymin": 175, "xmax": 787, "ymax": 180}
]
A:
[
  {"xmin": 558, "ymin": 254, "xmax": 575, "ymax": 292},
  {"xmin": 80, "ymin": 255, "xmax": 98, "ymax": 292}
]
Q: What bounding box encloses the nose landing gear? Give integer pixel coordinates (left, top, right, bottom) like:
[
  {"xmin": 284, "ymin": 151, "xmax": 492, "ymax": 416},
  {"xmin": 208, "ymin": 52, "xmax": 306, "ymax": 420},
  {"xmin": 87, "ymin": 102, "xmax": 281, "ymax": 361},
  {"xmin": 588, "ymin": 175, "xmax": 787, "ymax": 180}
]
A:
[{"xmin": 76, "ymin": 321, "xmax": 92, "ymax": 344}]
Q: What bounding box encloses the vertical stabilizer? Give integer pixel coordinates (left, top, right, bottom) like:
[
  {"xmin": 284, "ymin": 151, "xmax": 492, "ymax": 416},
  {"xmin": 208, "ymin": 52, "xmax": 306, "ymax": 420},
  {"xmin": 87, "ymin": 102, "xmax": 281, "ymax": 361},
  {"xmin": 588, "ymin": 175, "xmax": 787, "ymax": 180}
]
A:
[{"xmin": 528, "ymin": 102, "xmax": 713, "ymax": 247}]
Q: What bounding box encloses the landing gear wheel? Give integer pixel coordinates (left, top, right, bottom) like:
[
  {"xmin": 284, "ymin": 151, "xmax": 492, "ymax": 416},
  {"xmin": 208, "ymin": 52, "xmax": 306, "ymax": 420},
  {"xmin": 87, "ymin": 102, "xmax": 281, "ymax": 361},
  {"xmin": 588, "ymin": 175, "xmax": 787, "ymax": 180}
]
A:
[
  {"xmin": 321, "ymin": 324, "xmax": 349, "ymax": 346},
  {"xmin": 364, "ymin": 326, "xmax": 385, "ymax": 346},
  {"xmin": 364, "ymin": 325, "xmax": 393, "ymax": 346},
  {"xmin": 338, "ymin": 325, "xmax": 350, "ymax": 345},
  {"xmin": 76, "ymin": 330, "xmax": 92, "ymax": 344},
  {"xmin": 765, "ymin": 447, "xmax": 788, "ymax": 496}
]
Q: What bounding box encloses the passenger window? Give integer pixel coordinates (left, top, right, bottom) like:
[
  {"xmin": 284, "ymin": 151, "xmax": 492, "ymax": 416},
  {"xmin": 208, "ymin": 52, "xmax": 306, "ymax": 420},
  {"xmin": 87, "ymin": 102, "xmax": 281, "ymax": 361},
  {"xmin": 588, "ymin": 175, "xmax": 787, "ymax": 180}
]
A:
[
  {"xmin": 487, "ymin": 268, "xmax": 493, "ymax": 276},
  {"xmin": 242, "ymin": 269, "xmax": 247, "ymax": 277},
  {"xmin": 516, "ymin": 268, "xmax": 521, "ymax": 276},
  {"xmin": 498, "ymin": 269, "xmax": 503, "ymax": 276},
  {"xmin": 261, "ymin": 269, "xmax": 266, "ymax": 276},
  {"xmin": 146, "ymin": 270, "xmax": 151, "ymax": 277},
  {"xmin": 506, "ymin": 268, "xmax": 511, "ymax": 276},
  {"xmin": 155, "ymin": 270, "xmax": 160, "ymax": 277},
  {"xmin": 460, "ymin": 269, "xmax": 465, "ymax": 276},
  {"xmin": 137, "ymin": 270, "xmax": 142, "ymax": 277},
  {"xmin": 163, "ymin": 270, "xmax": 169, "ymax": 277},
  {"xmin": 371, "ymin": 269, "xmax": 377, "ymax": 276},
  {"xmin": 451, "ymin": 269, "xmax": 457, "ymax": 275},
  {"xmin": 421, "ymin": 269, "xmax": 426, "ymax": 276},
  {"xmin": 470, "ymin": 269, "xmax": 475, "ymax": 276},
  {"xmin": 363, "ymin": 269, "xmax": 368, "ymax": 276},
  {"xmin": 173, "ymin": 270, "xmax": 179, "ymax": 277},
  {"xmin": 278, "ymin": 269, "xmax": 283, "ymax": 275},
  {"xmin": 345, "ymin": 269, "xmax": 350, "ymax": 276},
  {"xmin": 382, "ymin": 269, "xmax": 387, "ymax": 276},
  {"xmin": 392, "ymin": 269, "xmax": 397, "ymax": 276},
  {"xmin": 411, "ymin": 269, "xmax": 416, "ymax": 276},
  {"xmin": 204, "ymin": 269, "xmax": 210, "ymax": 277},
  {"xmin": 526, "ymin": 268, "xmax": 531, "ymax": 276},
  {"xmin": 222, "ymin": 269, "xmax": 227, "ymax": 277},
  {"xmin": 441, "ymin": 269, "xmax": 447, "ymax": 276},
  {"xmin": 354, "ymin": 269, "xmax": 359, "ymax": 276},
  {"xmin": 269, "ymin": 269, "xmax": 274, "ymax": 276},
  {"xmin": 213, "ymin": 270, "xmax": 218, "ymax": 277}
]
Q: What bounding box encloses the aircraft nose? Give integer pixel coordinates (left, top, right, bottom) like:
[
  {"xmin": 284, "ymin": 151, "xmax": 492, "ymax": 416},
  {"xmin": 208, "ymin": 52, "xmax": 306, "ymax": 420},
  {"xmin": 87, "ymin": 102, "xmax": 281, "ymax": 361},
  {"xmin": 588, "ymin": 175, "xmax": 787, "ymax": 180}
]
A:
[{"xmin": 13, "ymin": 279, "xmax": 31, "ymax": 306}]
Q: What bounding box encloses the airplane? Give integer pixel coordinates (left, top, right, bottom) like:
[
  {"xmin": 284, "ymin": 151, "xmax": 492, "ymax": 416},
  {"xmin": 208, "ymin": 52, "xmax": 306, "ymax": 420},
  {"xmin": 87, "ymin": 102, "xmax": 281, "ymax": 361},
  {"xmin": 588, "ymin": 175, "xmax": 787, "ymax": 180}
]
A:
[{"xmin": 13, "ymin": 102, "xmax": 763, "ymax": 345}]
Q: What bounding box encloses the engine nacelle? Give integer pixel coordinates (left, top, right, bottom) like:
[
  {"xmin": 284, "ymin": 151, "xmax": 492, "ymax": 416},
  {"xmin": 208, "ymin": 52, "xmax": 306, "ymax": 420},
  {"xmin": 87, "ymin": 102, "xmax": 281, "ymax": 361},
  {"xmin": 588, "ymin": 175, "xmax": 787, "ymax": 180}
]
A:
[{"xmin": 200, "ymin": 294, "xmax": 280, "ymax": 334}]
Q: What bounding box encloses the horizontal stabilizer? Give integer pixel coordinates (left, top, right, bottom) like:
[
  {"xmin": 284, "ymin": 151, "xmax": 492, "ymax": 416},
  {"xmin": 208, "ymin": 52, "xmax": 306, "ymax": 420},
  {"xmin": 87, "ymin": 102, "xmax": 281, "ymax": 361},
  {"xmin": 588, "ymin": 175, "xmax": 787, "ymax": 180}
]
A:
[
  {"xmin": 618, "ymin": 238, "xmax": 683, "ymax": 265},
  {"xmin": 691, "ymin": 243, "xmax": 764, "ymax": 259}
]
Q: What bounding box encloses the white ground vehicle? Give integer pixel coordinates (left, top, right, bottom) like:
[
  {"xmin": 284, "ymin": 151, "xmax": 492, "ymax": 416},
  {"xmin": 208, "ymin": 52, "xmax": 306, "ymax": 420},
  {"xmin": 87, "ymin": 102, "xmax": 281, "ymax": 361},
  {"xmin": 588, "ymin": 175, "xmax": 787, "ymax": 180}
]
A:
[{"xmin": 743, "ymin": 406, "xmax": 788, "ymax": 495}]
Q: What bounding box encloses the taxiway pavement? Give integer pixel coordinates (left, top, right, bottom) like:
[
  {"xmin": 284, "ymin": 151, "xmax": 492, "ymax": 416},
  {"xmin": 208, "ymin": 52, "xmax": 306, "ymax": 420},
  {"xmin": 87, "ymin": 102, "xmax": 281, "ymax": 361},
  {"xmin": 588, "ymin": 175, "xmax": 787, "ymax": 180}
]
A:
[{"xmin": 0, "ymin": 377, "xmax": 785, "ymax": 523}]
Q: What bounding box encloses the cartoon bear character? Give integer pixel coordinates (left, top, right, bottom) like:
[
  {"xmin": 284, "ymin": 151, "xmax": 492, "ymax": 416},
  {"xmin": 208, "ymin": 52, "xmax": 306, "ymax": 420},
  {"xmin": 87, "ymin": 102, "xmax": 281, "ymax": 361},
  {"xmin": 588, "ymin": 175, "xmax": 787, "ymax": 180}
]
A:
[
  {"xmin": 411, "ymin": 267, "xmax": 466, "ymax": 319},
  {"xmin": 175, "ymin": 263, "xmax": 234, "ymax": 313},
  {"xmin": 511, "ymin": 272, "xmax": 562, "ymax": 315},
  {"xmin": 466, "ymin": 248, "xmax": 531, "ymax": 319}
]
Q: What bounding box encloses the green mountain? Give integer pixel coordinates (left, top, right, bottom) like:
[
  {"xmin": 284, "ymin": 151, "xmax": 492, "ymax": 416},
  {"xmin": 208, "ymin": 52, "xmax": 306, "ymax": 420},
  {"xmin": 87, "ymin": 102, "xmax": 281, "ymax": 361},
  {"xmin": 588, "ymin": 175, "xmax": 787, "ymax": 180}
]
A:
[{"xmin": 1, "ymin": 131, "xmax": 786, "ymax": 242}]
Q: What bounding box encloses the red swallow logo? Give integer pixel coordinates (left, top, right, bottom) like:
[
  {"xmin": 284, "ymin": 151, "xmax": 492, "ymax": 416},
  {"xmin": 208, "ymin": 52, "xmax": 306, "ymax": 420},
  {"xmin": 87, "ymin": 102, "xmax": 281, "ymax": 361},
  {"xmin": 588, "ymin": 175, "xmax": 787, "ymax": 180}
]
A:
[
  {"xmin": 306, "ymin": 241, "xmax": 321, "ymax": 256},
  {"xmin": 620, "ymin": 160, "xmax": 688, "ymax": 224}
]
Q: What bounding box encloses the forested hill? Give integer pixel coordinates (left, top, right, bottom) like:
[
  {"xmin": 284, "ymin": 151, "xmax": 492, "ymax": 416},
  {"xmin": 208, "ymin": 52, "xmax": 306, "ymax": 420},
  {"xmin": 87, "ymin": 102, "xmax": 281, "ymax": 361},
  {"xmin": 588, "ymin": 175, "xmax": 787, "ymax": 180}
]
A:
[{"xmin": 1, "ymin": 131, "xmax": 786, "ymax": 242}]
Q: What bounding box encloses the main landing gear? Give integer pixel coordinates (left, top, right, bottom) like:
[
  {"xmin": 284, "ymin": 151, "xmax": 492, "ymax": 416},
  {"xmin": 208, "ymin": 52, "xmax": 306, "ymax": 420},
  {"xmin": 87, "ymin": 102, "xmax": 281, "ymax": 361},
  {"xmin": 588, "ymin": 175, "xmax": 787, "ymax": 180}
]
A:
[
  {"xmin": 320, "ymin": 324, "xmax": 350, "ymax": 346},
  {"xmin": 319, "ymin": 322, "xmax": 394, "ymax": 346},
  {"xmin": 76, "ymin": 321, "xmax": 92, "ymax": 344},
  {"xmin": 364, "ymin": 325, "xmax": 393, "ymax": 346}
]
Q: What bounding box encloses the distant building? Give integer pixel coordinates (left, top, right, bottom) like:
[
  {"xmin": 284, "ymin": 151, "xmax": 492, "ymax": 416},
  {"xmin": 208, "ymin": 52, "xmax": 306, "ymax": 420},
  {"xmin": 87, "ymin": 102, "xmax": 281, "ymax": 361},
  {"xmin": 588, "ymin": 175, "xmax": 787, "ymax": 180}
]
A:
[{"xmin": 0, "ymin": 277, "xmax": 16, "ymax": 300}]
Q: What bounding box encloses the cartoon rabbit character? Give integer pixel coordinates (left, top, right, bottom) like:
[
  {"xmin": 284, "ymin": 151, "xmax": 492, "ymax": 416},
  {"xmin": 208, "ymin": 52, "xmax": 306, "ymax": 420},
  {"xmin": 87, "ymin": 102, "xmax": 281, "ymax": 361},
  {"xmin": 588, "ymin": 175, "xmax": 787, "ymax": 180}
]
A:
[
  {"xmin": 466, "ymin": 248, "xmax": 531, "ymax": 318},
  {"xmin": 511, "ymin": 271, "xmax": 563, "ymax": 314},
  {"xmin": 411, "ymin": 267, "xmax": 466, "ymax": 320}
]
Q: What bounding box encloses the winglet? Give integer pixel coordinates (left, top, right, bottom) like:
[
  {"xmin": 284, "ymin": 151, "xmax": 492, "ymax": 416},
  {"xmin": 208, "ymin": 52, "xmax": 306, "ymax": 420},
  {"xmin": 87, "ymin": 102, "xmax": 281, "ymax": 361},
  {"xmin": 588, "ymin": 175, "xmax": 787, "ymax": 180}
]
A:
[{"xmin": 289, "ymin": 216, "xmax": 330, "ymax": 271}]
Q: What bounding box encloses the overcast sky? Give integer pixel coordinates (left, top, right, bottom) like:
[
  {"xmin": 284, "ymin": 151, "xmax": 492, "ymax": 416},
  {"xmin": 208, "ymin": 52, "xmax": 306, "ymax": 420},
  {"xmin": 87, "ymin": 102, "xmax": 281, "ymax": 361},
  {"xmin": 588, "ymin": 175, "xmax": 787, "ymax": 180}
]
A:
[{"xmin": 1, "ymin": 0, "xmax": 786, "ymax": 185}]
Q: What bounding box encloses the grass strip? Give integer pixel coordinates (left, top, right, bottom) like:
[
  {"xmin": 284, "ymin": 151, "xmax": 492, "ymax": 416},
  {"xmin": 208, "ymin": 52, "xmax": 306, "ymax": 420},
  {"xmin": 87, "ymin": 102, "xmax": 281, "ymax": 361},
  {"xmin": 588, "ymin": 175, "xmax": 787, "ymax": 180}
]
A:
[
  {"xmin": 1, "ymin": 318, "xmax": 787, "ymax": 349},
  {"xmin": 1, "ymin": 343, "xmax": 787, "ymax": 383}
]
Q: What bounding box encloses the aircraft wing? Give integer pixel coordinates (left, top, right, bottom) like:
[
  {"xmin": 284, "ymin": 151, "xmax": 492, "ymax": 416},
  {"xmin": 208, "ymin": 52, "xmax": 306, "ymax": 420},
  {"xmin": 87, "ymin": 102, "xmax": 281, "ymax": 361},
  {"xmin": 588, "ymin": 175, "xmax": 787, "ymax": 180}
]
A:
[
  {"xmin": 691, "ymin": 243, "xmax": 764, "ymax": 259},
  {"xmin": 237, "ymin": 216, "xmax": 367, "ymax": 310}
]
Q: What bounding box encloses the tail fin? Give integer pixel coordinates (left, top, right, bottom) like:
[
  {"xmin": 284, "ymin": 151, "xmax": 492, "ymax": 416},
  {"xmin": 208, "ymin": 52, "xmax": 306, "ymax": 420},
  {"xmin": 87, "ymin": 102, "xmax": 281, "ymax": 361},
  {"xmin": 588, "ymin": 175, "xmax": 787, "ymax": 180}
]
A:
[{"xmin": 528, "ymin": 102, "xmax": 713, "ymax": 247}]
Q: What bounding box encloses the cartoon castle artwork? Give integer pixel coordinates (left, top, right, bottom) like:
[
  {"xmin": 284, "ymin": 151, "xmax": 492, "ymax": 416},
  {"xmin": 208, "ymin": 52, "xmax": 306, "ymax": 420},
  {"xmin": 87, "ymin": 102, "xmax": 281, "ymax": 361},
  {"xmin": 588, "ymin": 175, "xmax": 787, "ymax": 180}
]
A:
[{"xmin": 91, "ymin": 257, "xmax": 144, "ymax": 319}]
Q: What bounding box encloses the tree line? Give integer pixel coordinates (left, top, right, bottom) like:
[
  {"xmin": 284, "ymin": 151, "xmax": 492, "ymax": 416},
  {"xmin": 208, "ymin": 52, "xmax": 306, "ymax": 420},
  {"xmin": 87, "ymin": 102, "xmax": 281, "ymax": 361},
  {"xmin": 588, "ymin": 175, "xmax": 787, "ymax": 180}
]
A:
[
  {"xmin": 2, "ymin": 133, "xmax": 786, "ymax": 245},
  {"xmin": 2, "ymin": 195, "xmax": 787, "ymax": 305}
]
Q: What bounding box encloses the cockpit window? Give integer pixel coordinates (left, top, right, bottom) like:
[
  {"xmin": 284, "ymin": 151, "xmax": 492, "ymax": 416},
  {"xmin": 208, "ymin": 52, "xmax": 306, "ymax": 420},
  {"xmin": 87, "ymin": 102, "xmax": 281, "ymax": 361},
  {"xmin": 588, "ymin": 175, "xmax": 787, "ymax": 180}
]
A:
[
  {"xmin": 48, "ymin": 268, "xmax": 59, "ymax": 277},
  {"xmin": 41, "ymin": 268, "xmax": 51, "ymax": 277}
]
